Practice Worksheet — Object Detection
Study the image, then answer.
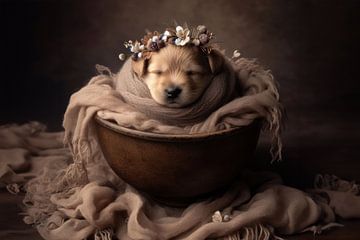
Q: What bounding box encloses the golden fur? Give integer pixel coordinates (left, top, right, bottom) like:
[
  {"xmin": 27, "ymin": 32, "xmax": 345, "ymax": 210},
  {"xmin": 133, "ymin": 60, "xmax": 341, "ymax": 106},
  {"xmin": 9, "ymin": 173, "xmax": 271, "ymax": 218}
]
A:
[{"xmin": 132, "ymin": 45, "xmax": 223, "ymax": 107}]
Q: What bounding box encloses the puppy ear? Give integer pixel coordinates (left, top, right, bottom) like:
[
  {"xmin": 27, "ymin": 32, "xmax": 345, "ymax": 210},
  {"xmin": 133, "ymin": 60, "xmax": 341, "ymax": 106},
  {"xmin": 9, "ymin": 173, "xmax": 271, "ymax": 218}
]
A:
[
  {"xmin": 208, "ymin": 49, "xmax": 224, "ymax": 74},
  {"xmin": 131, "ymin": 58, "xmax": 148, "ymax": 78}
]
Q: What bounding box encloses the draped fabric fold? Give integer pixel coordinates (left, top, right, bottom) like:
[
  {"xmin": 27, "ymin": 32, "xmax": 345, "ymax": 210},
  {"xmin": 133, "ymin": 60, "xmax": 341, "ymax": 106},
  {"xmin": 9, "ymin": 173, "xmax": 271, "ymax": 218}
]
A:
[
  {"xmin": 2, "ymin": 53, "xmax": 359, "ymax": 240},
  {"xmin": 63, "ymin": 55, "xmax": 282, "ymax": 163}
]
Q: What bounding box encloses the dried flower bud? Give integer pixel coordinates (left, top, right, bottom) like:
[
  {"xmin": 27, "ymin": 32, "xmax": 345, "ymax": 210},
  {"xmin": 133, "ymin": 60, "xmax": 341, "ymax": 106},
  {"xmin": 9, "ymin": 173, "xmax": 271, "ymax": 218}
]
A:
[
  {"xmin": 132, "ymin": 53, "xmax": 139, "ymax": 60},
  {"xmin": 197, "ymin": 25, "xmax": 207, "ymax": 34},
  {"xmin": 199, "ymin": 33, "xmax": 209, "ymax": 45},
  {"xmin": 192, "ymin": 39, "xmax": 200, "ymax": 46},
  {"xmin": 223, "ymin": 215, "xmax": 231, "ymax": 222},
  {"xmin": 157, "ymin": 40, "xmax": 166, "ymax": 48},
  {"xmin": 146, "ymin": 39, "xmax": 158, "ymax": 51}
]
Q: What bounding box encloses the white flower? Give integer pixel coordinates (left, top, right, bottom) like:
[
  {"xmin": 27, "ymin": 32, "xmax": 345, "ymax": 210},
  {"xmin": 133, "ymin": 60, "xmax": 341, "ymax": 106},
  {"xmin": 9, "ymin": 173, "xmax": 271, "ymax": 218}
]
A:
[
  {"xmin": 161, "ymin": 30, "xmax": 171, "ymax": 41},
  {"xmin": 175, "ymin": 26, "xmax": 190, "ymax": 46},
  {"xmin": 232, "ymin": 50, "xmax": 241, "ymax": 58},
  {"xmin": 175, "ymin": 26, "xmax": 184, "ymax": 34},
  {"xmin": 129, "ymin": 41, "xmax": 144, "ymax": 53},
  {"xmin": 211, "ymin": 211, "xmax": 223, "ymax": 223},
  {"xmin": 124, "ymin": 40, "xmax": 132, "ymax": 48},
  {"xmin": 152, "ymin": 36, "xmax": 159, "ymax": 42},
  {"xmin": 118, "ymin": 53, "xmax": 126, "ymax": 61},
  {"xmin": 175, "ymin": 38, "xmax": 190, "ymax": 46}
]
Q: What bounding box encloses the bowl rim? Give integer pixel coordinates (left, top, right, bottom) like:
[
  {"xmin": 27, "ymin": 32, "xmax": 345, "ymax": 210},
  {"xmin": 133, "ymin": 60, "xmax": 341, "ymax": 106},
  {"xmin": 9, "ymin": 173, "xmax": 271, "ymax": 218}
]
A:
[{"xmin": 94, "ymin": 116, "xmax": 262, "ymax": 142}]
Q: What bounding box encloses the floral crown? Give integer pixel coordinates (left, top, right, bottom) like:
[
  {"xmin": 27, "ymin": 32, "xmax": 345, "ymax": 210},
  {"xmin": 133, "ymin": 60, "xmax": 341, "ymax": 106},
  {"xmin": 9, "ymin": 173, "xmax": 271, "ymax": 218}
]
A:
[{"xmin": 121, "ymin": 25, "xmax": 214, "ymax": 61}]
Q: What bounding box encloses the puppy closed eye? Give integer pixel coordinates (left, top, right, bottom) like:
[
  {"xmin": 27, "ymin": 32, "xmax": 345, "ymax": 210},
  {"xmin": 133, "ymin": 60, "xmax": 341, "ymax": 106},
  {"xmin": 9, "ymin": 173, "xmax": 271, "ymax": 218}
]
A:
[
  {"xmin": 186, "ymin": 70, "xmax": 201, "ymax": 76},
  {"xmin": 151, "ymin": 70, "xmax": 163, "ymax": 75}
]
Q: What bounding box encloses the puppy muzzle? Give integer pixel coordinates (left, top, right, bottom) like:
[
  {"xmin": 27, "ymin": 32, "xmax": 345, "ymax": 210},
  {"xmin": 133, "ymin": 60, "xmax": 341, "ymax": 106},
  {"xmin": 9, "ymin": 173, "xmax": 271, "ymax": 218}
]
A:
[{"xmin": 165, "ymin": 87, "xmax": 182, "ymax": 100}]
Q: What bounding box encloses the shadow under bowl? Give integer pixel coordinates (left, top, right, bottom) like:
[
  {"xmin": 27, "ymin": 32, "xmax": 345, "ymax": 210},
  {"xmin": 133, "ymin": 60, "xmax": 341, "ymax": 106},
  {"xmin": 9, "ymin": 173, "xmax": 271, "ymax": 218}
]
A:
[{"xmin": 94, "ymin": 116, "xmax": 262, "ymax": 206}]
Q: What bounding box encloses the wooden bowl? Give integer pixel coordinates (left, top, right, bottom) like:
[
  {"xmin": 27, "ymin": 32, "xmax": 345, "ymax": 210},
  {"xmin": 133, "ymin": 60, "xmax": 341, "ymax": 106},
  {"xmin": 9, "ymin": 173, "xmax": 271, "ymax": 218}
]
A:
[{"xmin": 94, "ymin": 116, "xmax": 261, "ymax": 206}]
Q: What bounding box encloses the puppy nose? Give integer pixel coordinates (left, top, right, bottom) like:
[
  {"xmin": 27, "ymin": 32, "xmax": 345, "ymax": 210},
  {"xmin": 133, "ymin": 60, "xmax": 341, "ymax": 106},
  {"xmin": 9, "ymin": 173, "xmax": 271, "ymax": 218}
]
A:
[{"xmin": 165, "ymin": 87, "xmax": 182, "ymax": 99}]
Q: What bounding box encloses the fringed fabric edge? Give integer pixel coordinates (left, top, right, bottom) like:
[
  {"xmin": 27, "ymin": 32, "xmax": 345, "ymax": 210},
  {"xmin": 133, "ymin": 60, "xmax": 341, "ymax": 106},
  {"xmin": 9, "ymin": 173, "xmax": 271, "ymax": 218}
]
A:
[{"xmin": 218, "ymin": 224, "xmax": 284, "ymax": 240}]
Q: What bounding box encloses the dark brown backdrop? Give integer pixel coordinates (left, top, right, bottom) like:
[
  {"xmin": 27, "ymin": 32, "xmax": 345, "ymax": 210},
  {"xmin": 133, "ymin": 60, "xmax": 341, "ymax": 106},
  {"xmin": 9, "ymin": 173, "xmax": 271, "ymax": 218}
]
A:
[{"xmin": 0, "ymin": 0, "xmax": 359, "ymax": 187}]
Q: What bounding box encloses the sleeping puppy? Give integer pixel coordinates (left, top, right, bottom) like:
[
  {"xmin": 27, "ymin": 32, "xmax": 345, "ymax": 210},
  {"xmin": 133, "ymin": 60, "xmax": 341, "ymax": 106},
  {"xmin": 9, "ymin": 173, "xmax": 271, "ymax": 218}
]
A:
[{"xmin": 131, "ymin": 45, "xmax": 223, "ymax": 108}]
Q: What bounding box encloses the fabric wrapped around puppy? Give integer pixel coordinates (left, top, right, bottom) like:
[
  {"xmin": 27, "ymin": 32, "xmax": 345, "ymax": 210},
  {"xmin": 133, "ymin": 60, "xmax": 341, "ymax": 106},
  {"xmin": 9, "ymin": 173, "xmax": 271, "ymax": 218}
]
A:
[{"xmin": 63, "ymin": 53, "xmax": 282, "ymax": 164}]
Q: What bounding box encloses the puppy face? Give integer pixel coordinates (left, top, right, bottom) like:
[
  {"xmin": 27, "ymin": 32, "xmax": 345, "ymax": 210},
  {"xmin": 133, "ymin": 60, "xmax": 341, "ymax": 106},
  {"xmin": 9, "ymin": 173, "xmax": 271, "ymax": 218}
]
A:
[{"xmin": 132, "ymin": 45, "xmax": 223, "ymax": 108}]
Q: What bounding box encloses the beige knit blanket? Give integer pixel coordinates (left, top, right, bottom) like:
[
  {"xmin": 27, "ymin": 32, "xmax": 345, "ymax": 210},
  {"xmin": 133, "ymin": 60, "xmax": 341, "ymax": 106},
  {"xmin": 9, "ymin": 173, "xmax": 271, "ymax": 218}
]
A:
[{"xmin": 1, "ymin": 54, "xmax": 359, "ymax": 240}]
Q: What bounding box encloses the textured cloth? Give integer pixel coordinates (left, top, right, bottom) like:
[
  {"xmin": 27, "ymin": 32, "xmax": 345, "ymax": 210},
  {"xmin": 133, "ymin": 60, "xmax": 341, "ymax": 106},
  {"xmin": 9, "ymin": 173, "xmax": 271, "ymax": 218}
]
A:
[
  {"xmin": 2, "ymin": 123, "xmax": 360, "ymax": 240},
  {"xmin": 63, "ymin": 55, "xmax": 282, "ymax": 165},
  {"xmin": 114, "ymin": 58, "xmax": 238, "ymax": 126},
  {"xmin": 2, "ymin": 52, "xmax": 359, "ymax": 240},
  {"xmin": 0, "ymin": 122, "xmax": 68, "ymax": 190}
]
